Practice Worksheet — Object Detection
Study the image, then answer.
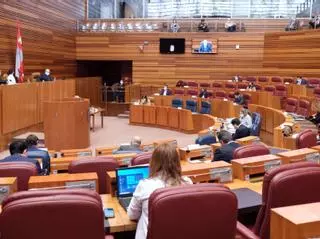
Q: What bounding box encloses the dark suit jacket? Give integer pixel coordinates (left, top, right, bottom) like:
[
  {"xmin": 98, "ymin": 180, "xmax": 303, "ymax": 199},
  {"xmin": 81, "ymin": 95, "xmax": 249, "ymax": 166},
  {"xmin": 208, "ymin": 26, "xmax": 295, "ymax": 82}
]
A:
[
  {"xmin": 38, "ymin": 73, "xmax": 53, "ymax": 82},
  {"xmin": 160, "ymin": 89, "xmax": 172, "ymax": 96},
  {"xmin": 1, "ymin": 154, "xmax": 42, "ymax": 174},
  {"xmin": 232, "ymin": 125, "xmax": 251, "ymax": 140},
  {"xmin": 234, "ymin": 95, "xmax": 245, "ymax": 105},
  {"xmin": 27, "ymin": 146, "xmax": 50, "ymax": 175},
  {"xmin": 213, "ymin": 142, "xmax": 241, "ymax": 163},
  {"xmin": 199, "ymin": 91, "xmax": 209, "ymax": 98}
]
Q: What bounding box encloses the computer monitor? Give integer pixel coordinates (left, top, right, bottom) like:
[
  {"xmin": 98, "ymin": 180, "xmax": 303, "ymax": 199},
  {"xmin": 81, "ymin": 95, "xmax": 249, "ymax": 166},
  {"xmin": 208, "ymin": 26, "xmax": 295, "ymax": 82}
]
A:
[{"xmin": 116, "ymin": 166, "xmax": 149, "ymax": 197}]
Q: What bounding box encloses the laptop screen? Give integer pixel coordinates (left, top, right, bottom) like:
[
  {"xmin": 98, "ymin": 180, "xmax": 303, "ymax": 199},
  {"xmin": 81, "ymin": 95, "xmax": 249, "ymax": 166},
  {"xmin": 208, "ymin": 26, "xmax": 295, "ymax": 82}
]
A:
[{"xmin": 116, "ymin": 166, "xmax": 149, "ymax": 197}]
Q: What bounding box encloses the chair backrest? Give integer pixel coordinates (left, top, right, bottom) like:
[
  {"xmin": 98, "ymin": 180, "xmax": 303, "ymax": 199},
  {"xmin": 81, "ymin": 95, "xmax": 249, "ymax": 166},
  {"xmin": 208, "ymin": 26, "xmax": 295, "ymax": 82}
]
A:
[
  {"xmin": 215, "ymin": 90, "xmax": 226, "ymax": 99},
  {"xmin": 200, "ymin": 101, "xmax": 211, "ymax": 114},
  {"xmin": 185, "ymin": 100, "xmax": 197, "ymax": 112},
  {"xmin": 271, "ymin": 76, "xmax": 282, "ymax": 83},
  {"xmin": 172, "ymin": 98, "xmax": 183, "ymax": 108},
  {"xmin": 255, "ymin": 84, "xmax": 262, "ymax": 90},
  {"xmin": 174, "ymin": 89, "xmax": 184, "ymax": 95},
  {"xmin": 283, "ymin": 77, "xmax": 294, "ymax": 83},
  {"xmin": 228, "ymin": 92, "xmax": 235, "ymax": 100},
  {"xmin": 212, "ymin": 82, "xmax": 223, "ymax": 88},
  {"xmin": 0, "ymin": 162, "xmax": 37, "ymax": 191},
  {"xmin": 233, "ymin": 144, "xmax": 270, "ymax": 159},
  {"xmin": 187, "ymin": 81, "xmax": 198, "ymax": 88},
  {"xmin": 147, "ymin": 184, "xmax": 237, "ymax": 239},
  {"xmin": 237, "ymin": 83, "xmax": 248, "ymax": 89},
  {"xmin": 68, "ymin": 157, "xmax": 119, "ymax": 194},
  {"xmin": 264, "ymin": 85, "xmax": 275, "ymax": 92},
  {"xmin": 255, "ymin": 163, "xmax": 320, "ymax": 239},
  {"xmin": 296, "ymin": 99, "xmax": 311, "ymax": 117},
  {"xmin": 206, "ymin": 90, "xmax": 213, "ymax": 98},
  {"xmin": 246, "ymin": 76, "xmax": 256, "ymax": 82},
  {"xmin": 258, "ymin": 76, "xmax": 268, "ymax": 83},
  {"xmin": 225, "ymin": 82, "xmax": 236, "ymax": 89},
  {"xmin": 308, "ymin": 78, "xmax": 320, "ymax": 87},
  {"xmin": 285, "ymin": 97, "xmax": 298, "ymax": 112},
  {"xmin": 251, "ymin": 112, "xmax": 262, "ymax": 136},
  {"xmin": 314, "ymin": 88, "xmax": 320, "ymax": 99},
  {"xmin": 131, "ymin": 152, "xmax": 153, "ymax": 166},
  {"xmin": 274, "ymin": 84, "xmax": 287, "ymax": 97},
  {"xmin": 0, "ymin": 189, "xmax": 106, "ymax": 239},
  {"xmin": 199, "ymin": 82, "xmax": 210, "ymax": 88},
  {"xmin": 186, "ymin": 89, "xmax": 198, "ymax": 96},
  {"xmin": 243, "ymin": 93, "xmax": 251, "ymax": 105},
  {"xmin": 295, "ymin": 129, "xmax": 317, "ymax": 149}
]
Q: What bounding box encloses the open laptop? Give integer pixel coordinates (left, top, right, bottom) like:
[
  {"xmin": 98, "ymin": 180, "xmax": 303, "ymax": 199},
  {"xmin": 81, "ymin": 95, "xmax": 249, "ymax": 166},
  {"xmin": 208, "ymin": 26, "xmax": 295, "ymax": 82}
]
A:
[{"xmin": 116, "ymin": 166, "xmax": 149, "ymax": 211}]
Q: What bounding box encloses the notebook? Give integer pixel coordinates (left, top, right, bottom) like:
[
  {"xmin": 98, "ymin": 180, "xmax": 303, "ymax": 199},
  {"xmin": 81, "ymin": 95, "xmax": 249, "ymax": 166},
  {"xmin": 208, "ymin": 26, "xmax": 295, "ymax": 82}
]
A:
[{"xmin": 116, "ymin": 166, "xmax": 149, "ymax": 211}]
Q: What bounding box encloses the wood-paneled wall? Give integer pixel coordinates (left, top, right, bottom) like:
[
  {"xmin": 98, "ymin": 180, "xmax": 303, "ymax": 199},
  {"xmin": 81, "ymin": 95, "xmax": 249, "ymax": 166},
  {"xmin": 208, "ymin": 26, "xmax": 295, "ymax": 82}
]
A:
[
  {"xmin": 74, "ymin": 77, "xmax": 103, "ymax": 106},
  {"xmin": 76, "ymin": 32, "xmax": 265, "ymax": 84},
  {"xmin": 0, "ymin": 1, "xmax": 84, "ymax": 79},
  {"xmin": 263, "ymin": 30, "xmax": 320, "ymax": 78}
]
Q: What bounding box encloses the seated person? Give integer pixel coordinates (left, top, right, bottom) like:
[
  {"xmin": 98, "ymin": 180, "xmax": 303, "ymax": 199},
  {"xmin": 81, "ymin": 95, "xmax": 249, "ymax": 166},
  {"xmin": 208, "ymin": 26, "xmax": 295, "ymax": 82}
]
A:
[
  {"xmin": 112, "ymin": 79, "xmax": 125, "ymax": 102},
  {"xmin": 212, "ymin": 130, "xmax": 240, "ymax": 163},
  {"xmin": 195, "ymin": 129, "xmax": 217, "ymax": 145},
  {"xmin": 176, "ymin": 80, "xmax": 187, "ymax": 88},
  {"xmin": 170, "ymin": 19, "xmax": 180, "ymax": 33},
  {"xmin": 285, "ymin": 18, "xmax": 299, "ymax": 31},
  {"xmin": 199, "ymin": 88, "xmax": 209, "ymax": 98},
  {"xmin": 160, "ymin": 84, "xmax": 172, "ymax": 96},
  {"xmin": 234, "ymin": 92, "xmax": 245, "ymax": 105},
  {"xmin": 296, "ymin": 76, "xmax": 307, "ymax": 85},
  {"xmin": 39, "ymin": 69, "xmax": 54, "ymax": 82},
  {"xmin": 198, "ymin": 19, "xmax": 209, "ymax": 32},
  {"xmin": 128, "ymin": 143, "xmax": 192, "ymax": 239},
  {"xmin": 25, "ymin": 134, "xmax": 50, "ymax": 175},
  {"xmin": 113, "ymin": 136, "xmax": 143, "ymax": 154},
  {"xmin": 246, "ymin": 82, "xmax": 256, "ymax": 91},
  {"xmin": 225, "ymin": 19, "xmax": 236, "ymax": 32},
  {"xmin": 232, "ymin": 75, "xmax": 241, "ymax": 82},
  {"xmin": 1, "ymin": 140, "xmax": 42, "ymax": 175},
  {"xmin": 231, "ymin": 118, "xmax": 251, "ymax": 140},
  {"xmin": 140, "ymin": 95, "xmax": 150, "ymax": 105},
  {"xmin": 309, "ymin": 15, "xmax": 320, "ymax": 29},
  {"xmin": 240, "ymin": 107, "xmax": 253, "ymax": 128}
]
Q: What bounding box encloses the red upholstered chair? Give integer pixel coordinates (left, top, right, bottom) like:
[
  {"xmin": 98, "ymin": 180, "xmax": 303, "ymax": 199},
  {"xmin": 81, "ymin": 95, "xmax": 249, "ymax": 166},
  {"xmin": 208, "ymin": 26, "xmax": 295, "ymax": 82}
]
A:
[
  {"xmin": 147, "ymin": 184, "xmax": 238, "ymax": 239},
  {"xmin": 212, "ymin": 82, "xmax": 223, "ymax": 89},
  {"xmin": 215, "ymin": 90, "xmax": 226, "ymax": 99},
  {"xmin": 237, "ymin": 82, "xmax": 248, "ymax": 90},
  {"xmin": 68, "ymin": 157, "xmax": 119, "ymax": 194},
  {"xmin": 199, "ymin": 82, "xmax": 210, "ymax": 88},
  {"xmin": 186, "ymin": 89, "xmax": 198, "ymax": 96},
  {"xmin": 0, "ymin": 189, "xmax": 113, "ymax": 239},
  {"xmin": 243, "ymin": 93, "xmax": 251, "ymax": 105},
  {"xmin": 174, "ymin": 88, "xmax": 184, "ymax": 95},
  {"xmin": 296, "ymin": 129, "xmax": 317, "ymax": 149},
  {"xmin": 246, "ymin": 76, "xmax": 256, "ymax": 82},
  {"xmin": 206, "ymin": 90, "xmax": 214, "ymax": 99},
  {"xmin": 285, "ymin": 97, "xmax": 298, "ymax": 112},
  {"xmin": 308, "ymin": 78, "xmax": 320, "ymax": 88},
  {"xmin": 131, "ymin": 152, "xmax": 152, "ymax": 166},
  {"xmin": 258, "ymin": 76, "xmax": 268, "ymax": 83},
  {"xmin": 271, "ymin": 76, "xmax": 282, "ymax": 84},
  {"xmin": 228, "ymin": 92, "xmax": 235, "ymax": 100},
  {"xmin": 274, "ymin": 84, "xmax": 287, "ymax": 97},
  {"xmin": 255, "ymin": 84, "xmax": 262, "ymax": 90},
  {"xmin": 187, "ymin": 81, "xmax": 198, "ymax": 88},
  {"xmin": 0, "ymin": 162, "xmax": 37, "ymax": 191},
  {"xmin": 233, "ymin": 144, "xmax": 270, "ymax": 159},
  {"xmin": 225, "ymin": 82, "xmax": 237, "ymax": 90},
  {"xmin": 263, "ymin": 85, "xmax": 275, "ymax": 93},
  {"xmin": 283, "ymin": 77, "xmax": 294, "ymax": 84},
  {"xmin": 238, "ymin": 162, "xmax": 320, "ymax": 239},
  {"xmin": 296, "ymin": 99, "xmax": 311, "ymax": 117},
  {"xmin": 314, "ymin": 88, "xmax": 320, "ymax": 99}
]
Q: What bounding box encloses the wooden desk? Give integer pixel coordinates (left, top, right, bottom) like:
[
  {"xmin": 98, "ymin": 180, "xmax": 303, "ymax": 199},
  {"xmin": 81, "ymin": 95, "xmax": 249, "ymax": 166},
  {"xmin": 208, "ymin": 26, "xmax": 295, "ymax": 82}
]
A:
[
  {"xmin": 129, "ymin": 104, "xmax": 144, "ymax": 124},
  {"xmin": 143, "ymin": 105, "xmax": 156, "ymax": 125},
  {"xmin": 271, "ymin": 202, "xmax": 320, "ymax": 239},
  {"xmin": 179, "ymin": 145, "xmax": 211, "ymax": 161},
  {"xmin": 225, "ymin": 179, "xmax": 263, "ymax": 194},
  {"xmin": 276, "ymin": 148, "xmax": 319, "ymax": 164},
  {"xmin": 29, "ymin": 173, "xmax": 99, "ymax": 192},
  {"xmin": 235, "ymin": 136, "xmax": 259, "ymax": 145},
  {"xmin": 60, "ymin": 148, "xmax": 93, "ymax": 158},
  {"xmin": 0, "ymin": 177, "xmax": 17, "ymax": 203},
  {"xmin": 232, "ymin": 154, "xmax": 282, "ymax": 180},
  {"xmin": 90, "ymin": 107, "xmax": 105, "ymax": 132}
]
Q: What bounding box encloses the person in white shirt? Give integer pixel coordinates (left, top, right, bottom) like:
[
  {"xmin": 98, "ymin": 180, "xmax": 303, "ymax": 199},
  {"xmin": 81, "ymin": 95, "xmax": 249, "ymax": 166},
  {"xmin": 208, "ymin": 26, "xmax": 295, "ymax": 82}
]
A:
[
  {"xmin": 7, "ymin": 69, "xmax": 16, "ymax": 85},
  {"xmin": 240, "ymin": 107, "xmax": 252, "ymax": 129},
  {"xmin": 127, "ymin": 143, "xmax": 193, "ymax": 239}
]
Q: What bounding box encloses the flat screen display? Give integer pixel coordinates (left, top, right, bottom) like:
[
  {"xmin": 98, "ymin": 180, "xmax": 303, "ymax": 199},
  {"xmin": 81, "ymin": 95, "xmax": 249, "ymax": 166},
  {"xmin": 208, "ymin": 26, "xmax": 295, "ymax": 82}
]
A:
[
  {"xmin": 160, "ymin": 38, "xmax": 185, "ymax": 54},
  {"xmin": 192, "ymin": 39, "xmax": 218, "ymax": 54}
]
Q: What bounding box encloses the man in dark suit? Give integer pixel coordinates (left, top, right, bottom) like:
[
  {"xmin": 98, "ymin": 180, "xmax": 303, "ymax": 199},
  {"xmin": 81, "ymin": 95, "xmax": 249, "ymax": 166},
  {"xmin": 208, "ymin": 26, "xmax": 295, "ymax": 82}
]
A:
[
  {"xmin": 231, "ymin": 118, "xmax": 250, "ymax": 140},
  {"xmin": 296, "ymin": 76, "xmax": 307, "ymax": 85},
  {"xmin": 159, "ymin": 84, "xmax": 172, "ymax": 96},
  {"xmin": 1, "ymin": 140, "xmax": 42, "ymax": 175},
  {"xmin": 25, "ymin": 134, "xmax": 50, "ymax": 175},
  {"xmin": 199, "ymin": 88, "xmax": 209, "ymax": 98},
  {"xmin": 234, "ymin": 91, "xmax": 245, "ymax": 105},
  {"xmin": 39, "ymin": 69, "xmax": 54, "ymax": 82},
  {"xmin": 213, "ymin": 130, "xmax": 240, "ymax": 163}
]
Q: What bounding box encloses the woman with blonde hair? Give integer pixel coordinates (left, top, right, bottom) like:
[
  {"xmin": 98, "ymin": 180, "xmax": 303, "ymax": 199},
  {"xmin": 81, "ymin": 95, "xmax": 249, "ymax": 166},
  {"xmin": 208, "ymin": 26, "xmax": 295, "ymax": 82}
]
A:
[{"xmin": 127, "ymin": 143, "xmax": 192, "ymax": 239}]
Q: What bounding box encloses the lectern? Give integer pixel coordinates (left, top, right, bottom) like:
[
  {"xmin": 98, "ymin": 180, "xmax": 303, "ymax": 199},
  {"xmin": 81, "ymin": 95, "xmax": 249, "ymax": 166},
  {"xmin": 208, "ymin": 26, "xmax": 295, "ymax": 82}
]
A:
[{"xmin": 43, "ymin": 98, "xmax": 90, "ymax": 150}]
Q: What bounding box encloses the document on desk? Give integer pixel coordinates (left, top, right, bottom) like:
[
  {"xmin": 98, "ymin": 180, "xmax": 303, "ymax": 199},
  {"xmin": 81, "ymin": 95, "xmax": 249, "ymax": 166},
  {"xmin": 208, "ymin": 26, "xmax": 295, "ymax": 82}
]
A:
[
  {"xmin": 65, "ymin": 180, "xmax": 96, "ymax": 191},
  {"xmin": 264, "ymin": 160, "xmax": 282, "ymax": 172},
  {"xmin": 306, "ymin": 153, "xmax": 320, "ymax": 164},
  {"xmin": 210, "ymin": 167, "xmax": 232, "ymax": 183}
]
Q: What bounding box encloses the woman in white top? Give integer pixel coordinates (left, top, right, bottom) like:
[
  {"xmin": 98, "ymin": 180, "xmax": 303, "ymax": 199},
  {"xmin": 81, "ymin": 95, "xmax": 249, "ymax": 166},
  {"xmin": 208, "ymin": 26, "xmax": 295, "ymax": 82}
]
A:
[
  {"xmin": 7, "ymin": 69, "xmax": 16, "ymax": 85},
  {"xmin": 127, "ymin": 143, "xmax": 193, "ymax": 239},
  {"xmin": 240, "ymin": 107, "xmax": 252, "ymax": 129}
]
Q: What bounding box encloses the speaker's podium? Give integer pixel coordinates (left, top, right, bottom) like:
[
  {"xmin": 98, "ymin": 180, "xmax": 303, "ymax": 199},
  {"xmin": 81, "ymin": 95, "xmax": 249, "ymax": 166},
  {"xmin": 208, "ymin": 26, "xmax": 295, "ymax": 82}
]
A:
[{"xmin": 43, "ymin": 98, "xmax": 90, "ymax": 150}]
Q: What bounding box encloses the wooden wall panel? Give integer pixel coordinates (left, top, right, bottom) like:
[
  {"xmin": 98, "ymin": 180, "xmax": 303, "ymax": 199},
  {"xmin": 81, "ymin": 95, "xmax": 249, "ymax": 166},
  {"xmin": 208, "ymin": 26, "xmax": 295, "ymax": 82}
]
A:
[
  {"xmin": 76, "ymin": 32, "xmax": 265, "ymax": 84},
  {"xmin": 263, "ymin": 30, "xmax": 320, "ymax": 77},
  {"xmin": 0, "ymin": 1, "xmax": 84, "ymax": 79},
  {"xmin": 74, "ymin": 77, "xmax": 103, "ymax": 106}
]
